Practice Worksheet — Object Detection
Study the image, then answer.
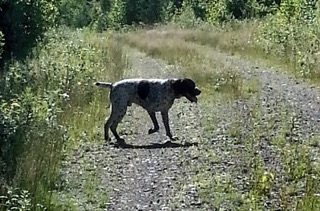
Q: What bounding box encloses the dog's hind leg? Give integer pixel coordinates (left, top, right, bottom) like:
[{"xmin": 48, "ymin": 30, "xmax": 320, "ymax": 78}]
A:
[
  {"xmin": 104, "ymin": 115, "xmax": 113, "ymax": 142},
  {"xmin": 148, "ymin": 111, "xmax": 160, "ymax": 134},
  {"xmin": 109, "ymin": 102, "xmax": 127, "ymax": 145},
  {"xmin": 104, "ymin": 103, "xmax": 125, "ymax": 142}
]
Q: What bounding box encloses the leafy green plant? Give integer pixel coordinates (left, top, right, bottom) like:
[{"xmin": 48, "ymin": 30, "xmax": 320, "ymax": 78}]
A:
[
  {"xmin": 206, "ymin": 0, "xmax": 278, "ymax": 24},
  {"xmin": 255, "ymin": 0, "xmax": 320, "ymax": 79},
  {"xmin": 171, "ymin": 1, "xmax": 203, "ymax": 28},
  {"xmin": 0, "ymin": 27, "xmax": 128, "ymax": 209},
  {"xmin": 0, "ymin": 0, "xmax": 59, "ymax": 60},
  {"xmin": 0, "ymin": 188, "xmax": 32, "ymax": 210}
]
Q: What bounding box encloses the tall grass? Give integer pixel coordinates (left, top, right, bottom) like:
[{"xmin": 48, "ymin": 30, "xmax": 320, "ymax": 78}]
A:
[
  {"xmin": 151, "ymin": 12, "xmax": 320, "ymax": 84},
  {"xmin": 123, "ymin": 28, "xmax": 255, "ymax": 99},
  {"xmin": 0, "ymin": 27, "xmax": 128, "ymax": 210}
]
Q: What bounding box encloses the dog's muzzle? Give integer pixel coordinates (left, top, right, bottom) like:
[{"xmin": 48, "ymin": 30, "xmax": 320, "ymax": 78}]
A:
[{"xmin": 186, "ymin": 87, "xmax": 201, "ymax": 103}]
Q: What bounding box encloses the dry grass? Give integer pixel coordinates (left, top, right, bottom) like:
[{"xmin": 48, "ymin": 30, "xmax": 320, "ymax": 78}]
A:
[
  {"xmin": 150, "ymin": 21, "xmax": 256, "ymax": 54},
  {"xmin": 122, "ymin": 26, "xmax": 320, "ymax": 210},
  {"xmin": 123, "ymin": 27, "xmax": 259, "ymax": 100}
]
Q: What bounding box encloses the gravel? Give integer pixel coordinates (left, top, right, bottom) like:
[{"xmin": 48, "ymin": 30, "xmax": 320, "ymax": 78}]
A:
[{"xmin": 56, "ymin": 47, "xmax": 320, "ymax": 210}]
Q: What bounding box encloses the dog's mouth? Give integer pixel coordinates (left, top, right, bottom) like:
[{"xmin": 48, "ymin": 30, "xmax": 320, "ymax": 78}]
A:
[
  {"xmin": 185, "ymin": 87, "xmax": 201, "ymax": 103},
  {"xmin": 185, "ymin": 94, "xmax": 198, "ymax": 103}
]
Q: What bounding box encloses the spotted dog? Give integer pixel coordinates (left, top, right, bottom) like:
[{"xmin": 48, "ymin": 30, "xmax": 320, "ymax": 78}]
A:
[{"xmin": 95, "ymin": 78, "xmax": 201, "ymax": 145}]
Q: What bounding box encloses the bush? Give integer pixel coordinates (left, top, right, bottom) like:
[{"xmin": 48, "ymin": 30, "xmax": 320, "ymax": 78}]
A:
[
  {"xmin": 58, "ymin": 0, "xmax": 105, "ymax": 28},
  {"xmin": 206, "ymin": 0, "xmax": 279, "ymax": 24},
  {"xmin": 0, "ymin": 0, "xmax": 58, "ymax": 61},
  {"xmin": 0, "ymin": 27, "xmax": 127, "ymax": 209},
  {"xmin": 0, "ymin": 188, "xmax": 32, "ymax": 210},
  {"xmin": 58, "ymin": 0, "xmax": 178, "ymax": 30},
  {"xmin": 255, "ymin": 0, "xmax": 320, "ymax": 78},
  {"xmin": 94, "ymin": 0, "xmax": 126, "ymax": 31},
  {"xmin": 170, "ymin": 1, "xmax": 204, "ymax": 28}
]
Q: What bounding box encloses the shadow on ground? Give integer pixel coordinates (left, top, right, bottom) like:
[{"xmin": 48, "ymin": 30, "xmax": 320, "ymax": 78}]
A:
[{"xmin": 109, "ymin": 140, "xmax": 198, "ymax": 149}]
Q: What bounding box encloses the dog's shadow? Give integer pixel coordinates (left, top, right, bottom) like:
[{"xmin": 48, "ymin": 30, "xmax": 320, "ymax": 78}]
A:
[{"xmin": 110, "ymin": 140, "xmax": 198, "ymax": 149}]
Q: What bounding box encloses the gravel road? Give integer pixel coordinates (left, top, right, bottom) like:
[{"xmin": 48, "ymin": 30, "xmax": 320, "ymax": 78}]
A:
[{"xmin": 56, "ymin": 46, "xmax": 320, "ymax": 210}]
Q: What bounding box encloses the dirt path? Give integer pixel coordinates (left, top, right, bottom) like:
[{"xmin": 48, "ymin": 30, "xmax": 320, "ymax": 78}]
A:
[
  {"xmin": 103, "ymin": 49, "xmax": 205, "ymax": 210},
  {"xmin": 56, "ymin": 49, "xmax": 206, "ymax": 210},
  {"xmin": 56, "ymin": 44, "xmax": 320, "ymax": 210}
]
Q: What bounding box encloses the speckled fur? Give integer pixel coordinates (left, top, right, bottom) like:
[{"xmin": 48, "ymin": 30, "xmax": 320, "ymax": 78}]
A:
[{"xmin": 95, "ymin": 78, "xmax": 201, "ymax": 144}]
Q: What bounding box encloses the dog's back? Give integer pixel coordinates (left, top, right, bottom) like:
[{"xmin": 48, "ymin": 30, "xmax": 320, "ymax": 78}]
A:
[{"xmin": 112, "ymin": 79, "xmax": 175, "ymax": 112}]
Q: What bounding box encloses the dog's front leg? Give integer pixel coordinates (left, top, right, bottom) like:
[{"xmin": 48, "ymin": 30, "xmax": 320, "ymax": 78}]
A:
[
  {"xmin": 161, "ymin": 111, "xmax": 177, "ymax": 141},
  {"xmin": 148, "ymin": 111, "xmax": 159, "ymax": 134}
]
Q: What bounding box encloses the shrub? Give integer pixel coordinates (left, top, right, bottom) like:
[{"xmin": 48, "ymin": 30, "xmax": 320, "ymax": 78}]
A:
[
  {"xmin": 206, "ymin": 0, "xmax": 279, "ymax": 24},
  {"xmin": 255, "ymin": 0, "xmax": 320, "ymax": 78},
  {"xmin": 0, "ymin": 27, "xmax": 127, "ymax": 209},
  {"xmin": 0, "ymin": 0, "xmax": 58, "ymax": 60},
  {"xmin": 58, "ymin": 0, "xmax": 169, "ymax": 30},
  {"xmin": 171, "ymin": 1, "xmax": 203, "ymax": 28},
  {"xmin": 0, "ymin": 188, "xmax": 32, "ymax": 210}
]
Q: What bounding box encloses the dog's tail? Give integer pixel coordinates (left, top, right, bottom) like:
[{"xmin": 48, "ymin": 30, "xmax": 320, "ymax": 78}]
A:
[{"xmin": 95, "ymin": 82, "xmax": 113, "ymax": 89}]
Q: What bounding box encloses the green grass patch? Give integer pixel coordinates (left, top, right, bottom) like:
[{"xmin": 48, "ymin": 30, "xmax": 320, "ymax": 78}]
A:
[{"xmin": 0, "ymin": 27, "xmax": 128, "ymax": 210}]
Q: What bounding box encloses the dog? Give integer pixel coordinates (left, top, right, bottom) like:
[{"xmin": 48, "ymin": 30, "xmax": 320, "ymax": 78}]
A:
[{"xmin": 95, "ymin": 78, "xmax": 201, "ymax": 145}]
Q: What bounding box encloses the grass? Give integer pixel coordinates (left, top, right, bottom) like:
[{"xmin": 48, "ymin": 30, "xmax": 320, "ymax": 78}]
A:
[
  {"xmin": 123, "ymin": 26, "xmax": 320, "ymax": 210},
  {"xmin": 196, "ymin": 98, "xmax": 320, "ymax": 210},
  {"xmin": 123, "ymin": 28, "xmax": 249, "ymax": 99},
  {"xmin": 127, "ymin": 20, "xmax": 320, "ymax": 87},
  {"xmin": 1, "ymin": 18, "xmax": 320, "ymax": 210},
  {"xmin": 123, "ymin": 26, "xmax": 261, "ymax": 100},
  {"xmin": 0, "ymin": 27, "xmax": 128, "ymax": 210}
]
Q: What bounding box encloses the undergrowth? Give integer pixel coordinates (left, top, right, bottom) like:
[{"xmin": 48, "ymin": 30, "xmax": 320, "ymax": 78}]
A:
[{"xmin": 0, "ymin": 27, "xmax": 128, "ymax": 210}]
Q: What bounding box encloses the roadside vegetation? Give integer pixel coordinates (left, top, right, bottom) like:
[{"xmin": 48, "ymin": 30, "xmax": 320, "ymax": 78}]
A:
[
  {"xmin": 1, "ymin": 0, "xmax": 320, "ymax": 210},
  {"xmin": 122, "ymin": 18, "xmax": 320, "ymax": 209}
]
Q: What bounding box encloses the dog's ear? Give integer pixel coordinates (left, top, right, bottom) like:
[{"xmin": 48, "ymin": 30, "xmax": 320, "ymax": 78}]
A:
[
  {"xmin": 171, "ymin": 79, "xmax": 184, "ymax": 95},
  {"xmin": 137, "ymin": 80, "xmax": 150, "ymax": 100},
  {"xmin": 181, "ymin": 78, "xmax": 196, "ymax": 90},
  {"xmin": 172, "ymin": 78, "xmax": 195, "ymax": 95}
]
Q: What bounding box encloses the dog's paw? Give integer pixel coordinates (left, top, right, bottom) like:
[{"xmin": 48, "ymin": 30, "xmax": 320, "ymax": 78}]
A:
[
  {"xmin": 148, "ymin": 128, "xmax": 159, "ymax": 134},
  {"xmin": 171, "ymin": 136, "xmax": 179, "ymax": 141},
  {"xmin": 116, "ymin": 138, "xmax": 126, "ymax": 146},
  {"xmin": 105, "ymin": 136, "xmax": 111, "ymax": 143},
  {"xmin": 167, "ymin": 135, "xmax": 179, "ymax": 141}
]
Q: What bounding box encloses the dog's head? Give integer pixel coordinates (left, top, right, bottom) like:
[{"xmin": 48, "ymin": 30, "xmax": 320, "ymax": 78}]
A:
[{"xmin": 171, "ymin": 78, "xmax": 201, "ymax": 103}]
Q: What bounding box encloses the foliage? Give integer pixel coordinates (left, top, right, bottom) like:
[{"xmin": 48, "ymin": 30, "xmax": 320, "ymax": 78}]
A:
[
  {"xmin": 171, "ymin": 1, "xmax": 204, "ymax": 28},
  {"xmin": 0, "ymin": 31, "xmax": 3, "ymax": 60},
  {"xmin": 0, "ymin": 188, "xmax": 32, "ymax": 210},
  {"xmin": 255, "ymin": 0, "xmax": 320, "ymax": 78},
  {"xmin": 105, "ymin": 0, "xmax": 126, "ymax": 30},
  {"xmin": 58, "ymin": 0, "xmax": 98, "ymax": 28},
  {"xmin": 58, "ymin": 0, "xmax": 170, "ymax": 30},
  {"xmin": 206, "ymin": 0, "xmax": 279, "ymax": 24},
  {"xmin": 123, "ymin": 0, "xmax": 166, "ymax": 25},
  {"xmin": 0, "ymin": 28, "xmax": 127, "ymax": 209},
  {"xmin": 0, "ymin": 0, "xmax": 59, "ymax": 61}
]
